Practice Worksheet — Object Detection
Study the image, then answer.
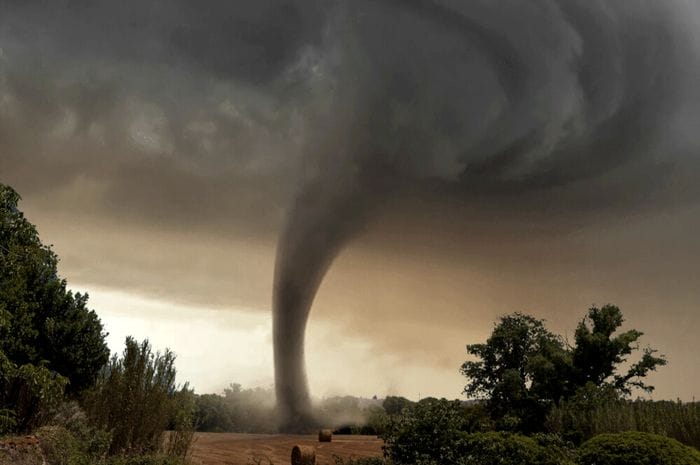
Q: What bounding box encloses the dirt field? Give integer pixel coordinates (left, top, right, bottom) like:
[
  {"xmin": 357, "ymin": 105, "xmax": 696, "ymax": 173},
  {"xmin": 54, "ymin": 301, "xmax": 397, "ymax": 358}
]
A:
[{"xmin": 190, "ymin": 433, "xmax": 384, "ymax": 465}]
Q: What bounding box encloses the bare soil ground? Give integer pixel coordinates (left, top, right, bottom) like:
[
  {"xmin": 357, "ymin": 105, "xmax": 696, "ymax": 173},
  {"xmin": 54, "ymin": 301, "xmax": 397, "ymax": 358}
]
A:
[{"xmin": 190, "ymin": 433, "xmax": 384, "ymax": 465}]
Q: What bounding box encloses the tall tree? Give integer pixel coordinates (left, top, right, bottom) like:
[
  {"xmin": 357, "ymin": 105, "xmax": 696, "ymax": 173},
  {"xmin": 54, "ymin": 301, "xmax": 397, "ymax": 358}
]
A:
[
  {"xmin": 461, "ymin": 306, "xmax": 666, "ymax": 432},
  {"xmin": 0, "ymin": 183, "xmax": 109, "ymax": 393},
  {"xmin": 461, "ymin": 313, "xmax": 570, "ymax": 432},
  {"xmin": 571, "ymin": 305, "xmax": 666, "ymax": 395}
]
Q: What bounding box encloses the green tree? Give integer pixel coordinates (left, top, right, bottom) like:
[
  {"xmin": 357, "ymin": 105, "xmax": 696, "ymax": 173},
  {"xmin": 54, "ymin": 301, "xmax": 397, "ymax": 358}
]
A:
[
  {"xmin": 382, "ymin": 396, "xmax": 414, "ymax": 416},
  {"xmin": 460, "ymin": 313, "xmax": 570, "ymax": 432},
  {"xmin": 571, "ymin": 305, "xmax": 666, "ymax": 395},
  {"xmin": 0, "ymin": 183, "xmax": 109, "ymax": 394},
  {"xmin": 0, "ymin": 351, "xmax": 68, "ymax": 433},
  {"xmin": 461, "ymin": 306, "xmax": 667, "ymax": 433},
  {"xmin": 194, "ymin": 393, "xmax": 234, "ymax": 432}
]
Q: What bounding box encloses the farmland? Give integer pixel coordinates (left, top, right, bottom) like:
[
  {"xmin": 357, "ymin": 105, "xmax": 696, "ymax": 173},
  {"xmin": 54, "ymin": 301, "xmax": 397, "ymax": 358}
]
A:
[{"xmin": 190, "ymin": 433, "xmax": 383, "ymax": 465}]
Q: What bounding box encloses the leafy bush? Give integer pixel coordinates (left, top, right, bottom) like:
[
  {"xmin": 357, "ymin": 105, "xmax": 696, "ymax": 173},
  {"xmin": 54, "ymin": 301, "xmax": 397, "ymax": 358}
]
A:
[
  {"xmin": 37, "ymin": 425, "xmax": 85, "ymax": 465},
  {"xmin": 381, "ymin": 398, "xmax": 469, "ymax": 464},
  {"xmin": 457, "ymin": 432, "xmax": 575, "ymax": 465},
  {"xmin": 0, "ymin": 408, "xmax": 17, "ymax": 435},
  {"xmin": 0, "ymin": 351, "xmax": 68, "ymax": 433},
  {"xmin": 163, "ymin": 388, "xmax": 196, "ymax": 460},
  {"xmin": 383, "ymin": 397, "xmax": 413, "ymax": 416},
  {"xmin": 461, "ymin": 402, "xmax": 494, "ymax": 433},
  {"xmin": 577, "ymin": 431, "xmax": 700, "ymax": 465},
  {"xmin": 83, "ymin": 337, "xmax": 194, "ymax": 456},
  {"xmin": 382, "ymin": 398, "xmax": 576, "ymax": 465},
  {"xmin": 361, "ymin": 405, "xmax": 390, "ymax": 436},
  {"xmin": 49, "ymin": 402, "xmax": 112, "ymax": 463},
  {"xmin": 193, "ymin": 393, "xmax": 233, "ymax": 432}
]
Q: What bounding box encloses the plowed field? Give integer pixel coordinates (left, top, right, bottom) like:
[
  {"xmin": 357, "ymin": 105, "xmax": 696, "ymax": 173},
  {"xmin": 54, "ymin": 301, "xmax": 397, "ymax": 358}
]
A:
[{"xmin": 190, "ymin": 433, "xmax": 384, "ymax": 465}]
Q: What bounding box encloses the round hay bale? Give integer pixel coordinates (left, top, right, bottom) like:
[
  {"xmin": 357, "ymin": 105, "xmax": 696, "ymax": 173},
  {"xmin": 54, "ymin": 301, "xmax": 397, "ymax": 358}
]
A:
[
  {"xmin": 291, "ymin": 445, "xmax": 316, "ymax": 465},
  {"xmin": 318, "ymin": 429, "xmax": 333, "ymax": 442}
]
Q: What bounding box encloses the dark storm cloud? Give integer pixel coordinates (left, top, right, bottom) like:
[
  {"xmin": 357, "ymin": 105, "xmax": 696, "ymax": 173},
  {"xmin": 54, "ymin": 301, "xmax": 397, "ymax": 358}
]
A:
[
  {"xmin": 2, "ymin": 0, "xmax": 698, "ymax": 214},
  {"xmin": 0, "ymin": 0, "xmax": 329, "ymax": 234}
]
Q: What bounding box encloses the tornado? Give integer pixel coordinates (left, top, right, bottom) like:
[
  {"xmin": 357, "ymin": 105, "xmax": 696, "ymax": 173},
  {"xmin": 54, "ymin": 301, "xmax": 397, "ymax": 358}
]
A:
[
  {"xmin": 272, "ymin": 0, "xmax": 697, "ymax": 430},
  {"xmin": 273, "ymin": 182, "xmax": 367, "ymax": 430}
]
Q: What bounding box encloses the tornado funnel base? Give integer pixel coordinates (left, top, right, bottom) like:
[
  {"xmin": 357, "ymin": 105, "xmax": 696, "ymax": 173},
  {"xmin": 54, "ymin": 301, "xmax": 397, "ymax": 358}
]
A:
[{"xmin": 278, "ymin": 410, "xmax": 319, "ymax": 434}]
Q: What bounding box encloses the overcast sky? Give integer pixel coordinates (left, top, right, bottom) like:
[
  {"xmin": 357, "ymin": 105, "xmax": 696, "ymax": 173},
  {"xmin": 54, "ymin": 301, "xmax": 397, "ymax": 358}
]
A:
[{"xmin": 1, "ymin": 0, "xmax": 699, "ymax": 400}]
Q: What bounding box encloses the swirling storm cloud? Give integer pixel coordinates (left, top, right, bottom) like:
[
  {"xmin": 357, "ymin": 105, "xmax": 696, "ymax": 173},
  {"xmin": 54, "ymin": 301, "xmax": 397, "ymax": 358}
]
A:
[{"xmin": 1, "ymin": 1, "xmax": 699, "ymax": 429}]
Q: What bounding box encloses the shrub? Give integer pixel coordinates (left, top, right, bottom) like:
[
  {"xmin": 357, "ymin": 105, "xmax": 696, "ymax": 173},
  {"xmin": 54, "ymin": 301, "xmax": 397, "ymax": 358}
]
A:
[
  {"xmin": 83, "ymin": 337, "xmax": 193, "ymax": 456},
  {"xmin": 382, "ymin": 398, "xmax": 468, "ymax": 464},
  {"xmin": 193, "ymin": 393, "xmax": 233, "ymax": 432},
  {"xmin": 577, "ymin": 431, "xmax": 700, "ymax": 465},
  {"xmin": 50, "ymin": 402, "xmax": 112, "ymax": 463},
  {"xmin": 457, "ymin": 432, "xmax": 575, "ymax": 465},
  {"xmin": 0, "ymin": 408, "xmax": 16, "ymax": 435},
  {"xmin": 461, "ymin": 402, "xmax": 494, "ymax": 433},
  {"xmin": 382, "ymin": 398, "xmax": 576, "ymax": 465},
  {"xmin": 364, "ymin": 405, "xmax": 390, "ymax": 436},
  {"xmin": 38, "ymin": 425, "xmax": 93, "ymax": 465},
  {"xmin": 0, "ymin": 351, "xmax": 68, "ymax": 433},
  {"xmin": 383, "ymin": 397, "xmax": 413, "ymax": 416},
  {"xmin": 163, "ymin": 388, "xmax": 196, "ymax": 460}
]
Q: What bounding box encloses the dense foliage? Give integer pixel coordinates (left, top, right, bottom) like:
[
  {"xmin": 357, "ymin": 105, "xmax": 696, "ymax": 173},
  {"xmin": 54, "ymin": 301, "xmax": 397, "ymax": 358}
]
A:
[
  {"xmin": 547, "ymin": 387, "xmax": 700, "ymax": 448},
  {"xmin": 0, "ymin": 351, "xmax": 67, "ymax": 434},
  {"xmin": 379, "ymin": 400, "xmax": 700, "ymax": 465},
  {"xmin": 577, "ymin": 431, "xmax": 700, "ymax": 465},
  {"xmin": 0, "ymin": 184, "xmax": 194, "ymax": 465},
  {"xmin": 461, "ymin": 307, "xmax": 666, "ymax": 432},
  {"xmin": 380, "ymin": 398, "xmax": 573, "ymax": 465},
  {"xmin": 83, "ymin": 337, "xmax": 194, "ymax": 456},
  {"xmin": 382, "ymin": 397, "xmax": 413, "ymax": 416},
  {"xmin": 461, "ymin": 313, "xmax": 570, "ymax": 432},
  {"xmin": 193, "ymin": 384, "xmax": 276, "ymax": 433},
  {"xmin": 382, "ymin": 398, "xmax": 471, "ymax": 465},
  {"xmin": 571, "ymin": 306, "xmax": 667, "ymax": 396},
  {"xmin": 0, "ymin": 184, "xmax": 109, "ymax": 396},
  {"xmin": 457, "ymin": 432, "xmax": 575, "ymax": 465}
]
